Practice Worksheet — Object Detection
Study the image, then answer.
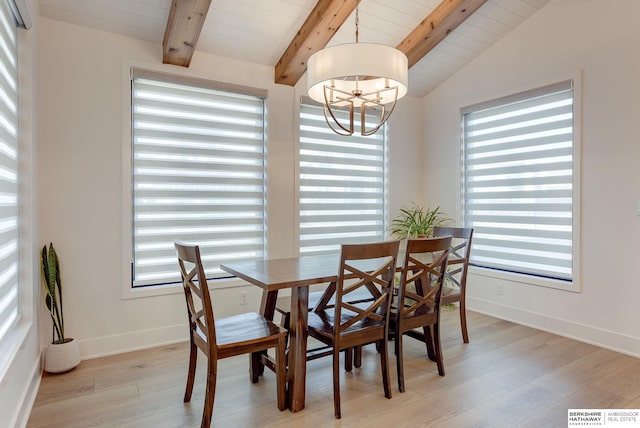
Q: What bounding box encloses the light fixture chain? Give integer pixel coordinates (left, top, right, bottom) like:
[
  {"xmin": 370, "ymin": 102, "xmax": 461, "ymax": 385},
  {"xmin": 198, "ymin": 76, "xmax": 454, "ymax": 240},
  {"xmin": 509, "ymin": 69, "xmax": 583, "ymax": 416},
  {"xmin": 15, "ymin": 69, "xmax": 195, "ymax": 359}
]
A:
[
  {"xmin": 355, "ymin": 4, "xmax": 359, "ymax": 43},
  {"xmin": 354, "ymin": 2, "xmax": 360, "ymax": 95}
]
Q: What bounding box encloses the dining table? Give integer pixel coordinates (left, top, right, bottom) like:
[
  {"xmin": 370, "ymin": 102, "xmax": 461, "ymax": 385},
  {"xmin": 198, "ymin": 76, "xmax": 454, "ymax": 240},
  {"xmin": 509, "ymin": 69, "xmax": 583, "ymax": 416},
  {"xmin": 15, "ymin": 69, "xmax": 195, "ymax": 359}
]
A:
[{"xmin": 220, "ymin": 253, "xmax": 341, "ymax": 412}]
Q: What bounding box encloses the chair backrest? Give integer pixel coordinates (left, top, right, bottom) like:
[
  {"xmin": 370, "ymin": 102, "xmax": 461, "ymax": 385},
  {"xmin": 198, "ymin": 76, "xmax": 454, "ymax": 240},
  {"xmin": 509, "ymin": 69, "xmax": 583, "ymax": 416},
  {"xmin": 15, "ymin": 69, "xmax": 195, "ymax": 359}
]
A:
[
  {"xmin": 333, "ymin": 240, "xmax": 400, "ymax": 339},
  {"xmin": 432, "ymin": 226, "xmax": 473, "ymax": 297},
  {"xmin": 396, "ymin": 236, "xmax": 451, "ymax": 323},
  {"xmin": 175, "ymin": 242, "xmax": 217, "ymax": 358}
]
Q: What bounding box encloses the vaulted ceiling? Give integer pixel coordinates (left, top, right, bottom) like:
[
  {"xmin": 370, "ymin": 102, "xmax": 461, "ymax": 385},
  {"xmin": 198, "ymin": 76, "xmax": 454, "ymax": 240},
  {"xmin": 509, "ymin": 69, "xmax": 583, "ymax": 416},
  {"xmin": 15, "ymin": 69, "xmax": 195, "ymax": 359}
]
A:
[{"xmin": 38, "ymin": 0, "xmax": 551, "ymax": 98}]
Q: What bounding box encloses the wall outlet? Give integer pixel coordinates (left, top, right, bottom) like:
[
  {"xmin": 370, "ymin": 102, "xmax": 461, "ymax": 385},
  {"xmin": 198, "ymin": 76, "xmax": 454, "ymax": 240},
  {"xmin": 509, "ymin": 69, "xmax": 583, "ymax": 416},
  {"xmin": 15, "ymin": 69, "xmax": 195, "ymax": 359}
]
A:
[
  {"xmin": 240, "ymin": 291, "xmax": 248, "ymax": 305},
  {"xmin": 496, "ymin": 282, "xmax": 504, "ymax": 296}
]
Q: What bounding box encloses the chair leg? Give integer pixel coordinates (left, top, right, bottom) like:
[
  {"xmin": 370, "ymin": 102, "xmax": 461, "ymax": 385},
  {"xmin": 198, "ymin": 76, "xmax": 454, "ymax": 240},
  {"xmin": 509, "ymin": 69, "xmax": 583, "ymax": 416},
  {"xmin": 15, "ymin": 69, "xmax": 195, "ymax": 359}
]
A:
[
  {"xmin": 276, "ymin": 337, "xmax": 287, "ymax": 411},
  {"xmin": 344, "ymin": 348, "xmax": 353, "ymax": 372},
  {"xmin": 460, "ymin": 299, "xmax": 469, "ymax": 343},
  {"xmin": 379, "ymin": 339, "xmax": 392, "ymax": 399},
  {"xmin": 395, "ymin": 331, "xmax": 405, "ymax": 393},
  {"xmin": 201, "ymin": 358, "xmax": 216, "ymax": 428},
  {"xmin": 354, "ymin": 346, "xmax": 362, "ymax": 368},
  {"xmin": 433, "ymin": 321, "xmax": 445, "ymax": 376},
  {"xmin": 184, "ymin": 335, "xmax": 197, "ymax": 402},
  {"xmin": 333, "ymin": 348, "xmax": 342, "ymax": 419},
  {"xmin": 250, "ymin": 352, "xmax": 262, "ymax": 383}
]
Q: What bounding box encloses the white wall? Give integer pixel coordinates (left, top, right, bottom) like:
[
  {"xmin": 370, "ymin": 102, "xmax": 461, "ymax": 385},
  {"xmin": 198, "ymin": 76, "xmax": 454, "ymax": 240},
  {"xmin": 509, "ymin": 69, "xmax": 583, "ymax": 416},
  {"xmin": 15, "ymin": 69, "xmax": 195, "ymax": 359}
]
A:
[
  {"xmin": 422, "ymin": 0, "xmax": 640, "ymax": 356},
  {"xmin": 37, "ymin": 17, "xmax": 424, "ymax": 359}
]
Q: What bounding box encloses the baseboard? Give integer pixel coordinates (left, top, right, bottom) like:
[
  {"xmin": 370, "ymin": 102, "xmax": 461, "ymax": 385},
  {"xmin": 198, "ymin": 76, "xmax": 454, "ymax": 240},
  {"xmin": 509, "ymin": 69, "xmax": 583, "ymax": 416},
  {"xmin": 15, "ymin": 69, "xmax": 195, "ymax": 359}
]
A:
[
  {"xmin": 78, "ymin": 323, "xmax": 188, "ymax": 360},
  {"xmin": 49, "ymin": 299, "xmax": 640, "ymax": 362},
  {"xmin": 468, "ymin": 297, "xmax": 640, "ymax": 358},
  {"xmin": 13, "ymin": 358, "xmax": 41, "ymax": 428}
]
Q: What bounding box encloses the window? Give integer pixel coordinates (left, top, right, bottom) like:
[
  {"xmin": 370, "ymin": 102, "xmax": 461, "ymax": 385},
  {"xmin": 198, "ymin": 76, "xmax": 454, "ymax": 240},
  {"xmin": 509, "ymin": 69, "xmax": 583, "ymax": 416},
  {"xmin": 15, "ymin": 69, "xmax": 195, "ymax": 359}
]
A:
[
  {"xmin": 462, "ymin": 80, "xmax": 576, "ymax": 282},
  {"xmin": 131, "ymin": 70, "xmax": 266, "ymax": 287},
  {"xmin": 299, "ymin": 102, "xmax": 387, "ymax": 255},
  {"xmin": 0, "ymin": 0, "xmax": 19, "ymax": 343}
]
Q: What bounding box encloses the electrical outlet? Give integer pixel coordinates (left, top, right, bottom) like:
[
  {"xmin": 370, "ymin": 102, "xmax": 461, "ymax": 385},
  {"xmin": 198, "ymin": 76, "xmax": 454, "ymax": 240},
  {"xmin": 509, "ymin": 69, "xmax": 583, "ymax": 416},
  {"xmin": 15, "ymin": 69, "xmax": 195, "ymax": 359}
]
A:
[
  {"xmin": 496, "ymin": 282, "xmax": 504, "ymax": 296},
  {"xmin": 240, "ymin": 291, "xmax": 248, "ymax": 305}
]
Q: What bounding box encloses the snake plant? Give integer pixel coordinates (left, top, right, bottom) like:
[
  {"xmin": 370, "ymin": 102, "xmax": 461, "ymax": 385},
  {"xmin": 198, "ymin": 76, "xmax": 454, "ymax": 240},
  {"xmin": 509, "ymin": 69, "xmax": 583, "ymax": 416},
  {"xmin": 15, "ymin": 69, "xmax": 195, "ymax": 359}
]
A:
[{"xmin": 41, "ymin": 243, "xmax": 65, "ymax": 344}]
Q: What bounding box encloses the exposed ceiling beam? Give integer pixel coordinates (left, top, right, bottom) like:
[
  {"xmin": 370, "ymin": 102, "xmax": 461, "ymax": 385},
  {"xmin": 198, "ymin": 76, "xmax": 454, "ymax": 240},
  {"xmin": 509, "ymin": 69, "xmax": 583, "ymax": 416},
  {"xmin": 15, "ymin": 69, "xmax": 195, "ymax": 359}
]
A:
[
  {"xmin": 162, "ymin": 0, "xmax": 212, "ymax": 67},
  {"xmin": 275, "ymin": 0, "xmax": 487, "ymax": 88},
  {"xmin": 397, "ymin": 0, "xmax": 488, "ymax": 68},
  {"xmin": 275, "ymin": 0, "xmax": 358, "ymax": 87}
]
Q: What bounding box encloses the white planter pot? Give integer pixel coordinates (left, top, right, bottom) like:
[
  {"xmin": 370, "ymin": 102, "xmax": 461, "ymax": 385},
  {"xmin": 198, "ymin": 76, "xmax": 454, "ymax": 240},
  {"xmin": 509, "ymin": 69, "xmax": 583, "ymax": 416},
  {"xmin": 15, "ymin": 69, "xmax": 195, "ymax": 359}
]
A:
[{"xmin": 44, "ymin": 338, "xmax": 81, "ymax": 373}]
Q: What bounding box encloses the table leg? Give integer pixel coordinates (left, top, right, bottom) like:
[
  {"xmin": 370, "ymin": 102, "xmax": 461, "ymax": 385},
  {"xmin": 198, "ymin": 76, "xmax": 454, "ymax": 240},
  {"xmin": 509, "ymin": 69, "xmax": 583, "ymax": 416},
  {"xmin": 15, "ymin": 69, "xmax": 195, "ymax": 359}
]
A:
[
  {"xmin": 287, "ymin": 286, "xmax": 309, "ymax": 412},
  {"xmin": 251, "ymin": 289, "xmax": 279, "ymax": 380},
  {"xmin": 424, "ymin": 324, "xmax": 437, "ymax": 361}
]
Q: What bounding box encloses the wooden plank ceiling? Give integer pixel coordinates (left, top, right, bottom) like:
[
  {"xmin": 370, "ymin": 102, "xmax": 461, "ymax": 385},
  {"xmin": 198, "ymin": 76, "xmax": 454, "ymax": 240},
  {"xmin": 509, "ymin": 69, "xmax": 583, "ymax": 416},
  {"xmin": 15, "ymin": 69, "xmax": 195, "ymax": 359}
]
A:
[{"xmin": 163, "ymin": 0, "xmax": 488, "ymax": 86}]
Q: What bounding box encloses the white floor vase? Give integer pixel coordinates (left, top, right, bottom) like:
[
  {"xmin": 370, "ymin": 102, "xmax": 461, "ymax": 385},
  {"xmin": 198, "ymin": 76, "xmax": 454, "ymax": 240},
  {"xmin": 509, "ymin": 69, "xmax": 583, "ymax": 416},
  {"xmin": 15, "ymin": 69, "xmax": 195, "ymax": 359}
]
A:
[{"xmin": 44, "ymin": 338, "xmax": 81, "ymax": 373}]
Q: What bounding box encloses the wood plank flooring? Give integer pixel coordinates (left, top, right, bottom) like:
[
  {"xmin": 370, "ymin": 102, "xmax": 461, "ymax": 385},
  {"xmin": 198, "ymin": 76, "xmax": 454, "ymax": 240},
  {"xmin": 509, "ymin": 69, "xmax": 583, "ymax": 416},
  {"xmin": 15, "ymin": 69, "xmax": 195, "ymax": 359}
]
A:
[{"xmin": 27, "ymin": 308, "xmax": 640, "ymax": 427}]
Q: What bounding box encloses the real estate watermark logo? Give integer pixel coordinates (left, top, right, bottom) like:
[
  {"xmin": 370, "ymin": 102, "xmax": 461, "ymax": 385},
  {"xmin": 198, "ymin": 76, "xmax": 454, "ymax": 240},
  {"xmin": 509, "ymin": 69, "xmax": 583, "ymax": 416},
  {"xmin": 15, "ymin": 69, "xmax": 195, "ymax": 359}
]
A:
[{"xmin": 568, "ymin": 409, "xmax": 640, "ymax": 427}]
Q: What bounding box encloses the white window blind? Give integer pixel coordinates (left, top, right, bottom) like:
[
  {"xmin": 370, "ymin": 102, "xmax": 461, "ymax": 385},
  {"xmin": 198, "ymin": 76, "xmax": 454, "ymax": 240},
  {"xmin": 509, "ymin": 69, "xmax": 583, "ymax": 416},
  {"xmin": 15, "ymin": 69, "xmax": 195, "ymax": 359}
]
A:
[
  {"xmin": 131, "ymin": 70, "xmax": 266, "ymax": 287},
  {"xmin": 299, "ymin": 102, "xmax": 386, "ymax": 256},
  {"xmin": 0, "ymin": 0, "xmax": 19, "ymax": 344},
  {"xmin": 462, "ymin": 80, "xmax": 574, "ymax": 281}
]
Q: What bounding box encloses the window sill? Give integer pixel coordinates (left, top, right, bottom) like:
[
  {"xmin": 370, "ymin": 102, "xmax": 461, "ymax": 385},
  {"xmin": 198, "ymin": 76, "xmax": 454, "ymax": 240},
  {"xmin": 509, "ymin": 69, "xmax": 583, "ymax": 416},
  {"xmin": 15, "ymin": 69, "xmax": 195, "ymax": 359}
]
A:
[
  {"xmin": 469, "ymin": 266, "xmax": 580, "ymax": 293},
  {"xmin": 121, "ymin": 276, "xmax": 251, "ymax": 300}
]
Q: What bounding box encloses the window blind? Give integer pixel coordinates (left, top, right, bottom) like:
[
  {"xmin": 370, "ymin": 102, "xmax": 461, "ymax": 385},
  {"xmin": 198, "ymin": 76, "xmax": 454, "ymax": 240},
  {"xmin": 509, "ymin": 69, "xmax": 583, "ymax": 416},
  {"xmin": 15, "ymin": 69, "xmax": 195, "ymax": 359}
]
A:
[
  {"xmin": 299, "ymin": 103, "xmax": 386, "ymax": 256},
  {"xmin": 131, "ymin": 71, "xmax": 266, "ymax": 287},
  {"xmin": 0, "ymin": 0, "xmax": 19, "ymax": 343},
  {"xmin": 462, "ymin": 80, "xmax": 574, "ymax": 280}
]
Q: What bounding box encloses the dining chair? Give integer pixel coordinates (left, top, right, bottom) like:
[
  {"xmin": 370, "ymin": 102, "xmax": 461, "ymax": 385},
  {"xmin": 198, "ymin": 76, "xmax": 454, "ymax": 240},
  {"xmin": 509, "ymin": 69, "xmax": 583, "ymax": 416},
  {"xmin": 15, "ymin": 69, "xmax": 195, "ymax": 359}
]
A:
[
  {"xmin": 306, "ymin": 240, "xmax": 400, "ymax": 419},
  {"xmin": 274, "ymin": 283, "xmax": 375, "ymax": 370},
  {"xmin": 391, "ymin": 236, "xmax": 451, "ymax": 392},
  {"xmin": 175, "ymin": 242, "xmax": 288, "ymax": 428},
  {"xmin": 433, "ymin": 226, "xmax": 474, "ymax": 343}
]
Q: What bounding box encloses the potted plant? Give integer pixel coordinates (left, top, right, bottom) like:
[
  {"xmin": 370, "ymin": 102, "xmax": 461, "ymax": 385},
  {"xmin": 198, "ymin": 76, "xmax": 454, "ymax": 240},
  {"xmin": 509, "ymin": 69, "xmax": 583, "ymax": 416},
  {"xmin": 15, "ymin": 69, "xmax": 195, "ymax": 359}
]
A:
[
  {"xmin": 41, "ymin": 243, "xmax": 80, "ymax": 373},
  {"xmin": 390, "ymin": 203, "xmax": 449, "ymax": 239},
  {"xmin": 390, "ymin": 205, "xmax": 459, "ymax": 307}
]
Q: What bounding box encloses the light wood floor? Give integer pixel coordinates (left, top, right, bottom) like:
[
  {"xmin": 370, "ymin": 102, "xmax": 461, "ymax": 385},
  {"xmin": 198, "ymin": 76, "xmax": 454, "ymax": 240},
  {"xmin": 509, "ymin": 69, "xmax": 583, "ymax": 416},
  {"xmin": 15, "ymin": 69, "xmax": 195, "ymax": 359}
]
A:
[{"xmin": 27, "ymin": 308, "xmax": 640, "ymax": 428}]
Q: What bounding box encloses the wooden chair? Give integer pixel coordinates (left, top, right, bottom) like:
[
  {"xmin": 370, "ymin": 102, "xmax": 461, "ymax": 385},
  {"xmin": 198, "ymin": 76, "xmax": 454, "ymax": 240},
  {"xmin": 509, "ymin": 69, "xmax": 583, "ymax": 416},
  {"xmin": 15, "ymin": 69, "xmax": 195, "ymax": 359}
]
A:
[
  {"xmin": 433, "ymin": 226, "xmax": 474, "ymax": 343},
  {"xmin": 175, "ymin": 242, "xmax": 287, "ymax": 428},
  {"xmin": 274, "ymin": 283, "xmax": 375, "ymax": 370},
  {"xmin": 306, "ymin": 240, "xmax": 400, "ymax": 419},
  {"xmin": 391, "ymin": 236, "xmax": 451, "ymax": 392}
]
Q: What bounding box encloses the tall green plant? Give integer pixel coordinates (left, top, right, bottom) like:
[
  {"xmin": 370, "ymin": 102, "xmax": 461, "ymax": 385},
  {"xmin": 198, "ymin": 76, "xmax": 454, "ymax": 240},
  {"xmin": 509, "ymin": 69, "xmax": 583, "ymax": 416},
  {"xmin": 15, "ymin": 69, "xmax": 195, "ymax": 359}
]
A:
[
  {"xmin": 390, "ymin": 204, "xmax": 449, "ymax": 239},
  {"xmin": 41, "ymin": 243, "xmax": 65, "ymax": 344}
]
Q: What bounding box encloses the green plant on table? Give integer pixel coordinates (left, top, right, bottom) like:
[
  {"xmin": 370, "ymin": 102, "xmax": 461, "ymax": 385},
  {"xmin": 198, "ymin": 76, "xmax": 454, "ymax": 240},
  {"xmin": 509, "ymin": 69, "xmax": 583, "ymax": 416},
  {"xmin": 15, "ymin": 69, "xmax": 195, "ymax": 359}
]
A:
[
  {"xmin": 41, "ymin": 243, "xmax": 65, "ymax": 344},
  {"xmin": 390, "ymin": 203, "xmax": 449, "ymax": 239}
]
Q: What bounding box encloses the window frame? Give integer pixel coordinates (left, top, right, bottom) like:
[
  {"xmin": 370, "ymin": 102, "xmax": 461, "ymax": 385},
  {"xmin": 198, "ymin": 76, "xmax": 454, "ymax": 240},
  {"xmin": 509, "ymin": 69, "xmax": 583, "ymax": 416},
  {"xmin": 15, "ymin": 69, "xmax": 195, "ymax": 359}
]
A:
[
  {"xmin": 121, "ymin": 65, "xmax": 266, "ymax": 299},
  {"xmin": 0, "ymin": 0, "xmax": 34, "ymax": 381},
  {"xmin": 460, "ymin": 74, "xmax": 582, "ymax": 292},
  {"xmin": 297, "ymin": 98, "xmax": 389, "ymax": 257}
]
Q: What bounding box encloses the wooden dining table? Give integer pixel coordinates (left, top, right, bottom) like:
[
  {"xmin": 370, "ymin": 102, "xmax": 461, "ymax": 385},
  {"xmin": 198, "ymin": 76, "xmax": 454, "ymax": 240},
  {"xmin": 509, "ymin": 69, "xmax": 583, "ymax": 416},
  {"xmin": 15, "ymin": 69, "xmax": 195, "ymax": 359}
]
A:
[{"xmin": 220, "ymin": 253, "xmax": 341, "ymax": 412}]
